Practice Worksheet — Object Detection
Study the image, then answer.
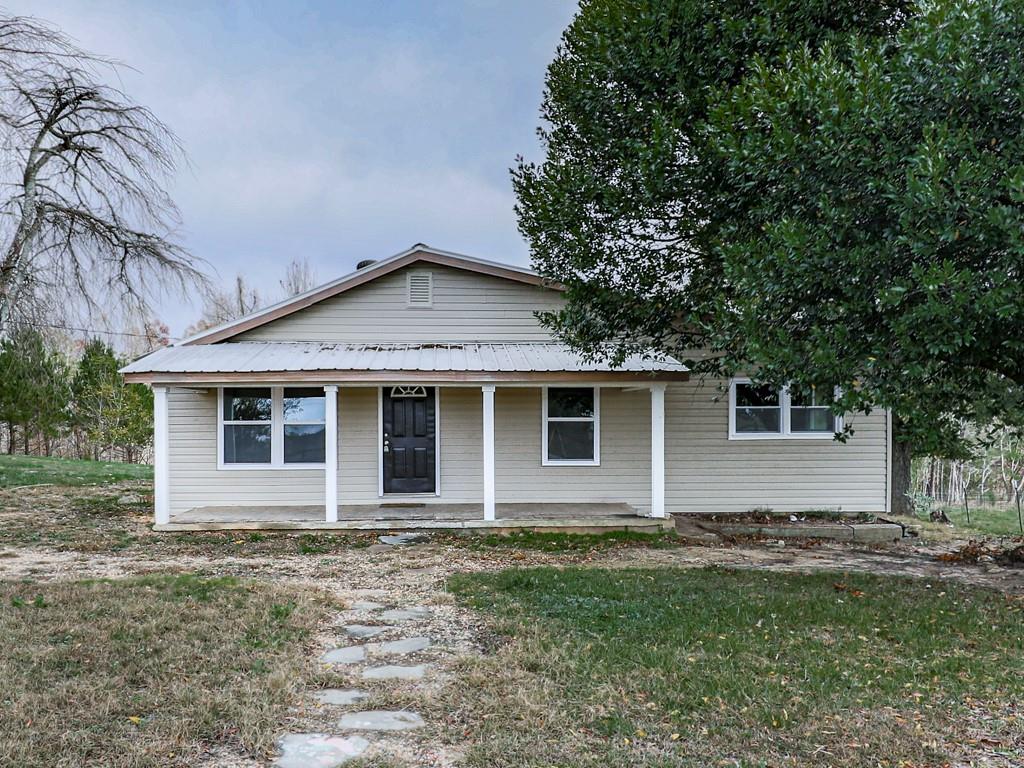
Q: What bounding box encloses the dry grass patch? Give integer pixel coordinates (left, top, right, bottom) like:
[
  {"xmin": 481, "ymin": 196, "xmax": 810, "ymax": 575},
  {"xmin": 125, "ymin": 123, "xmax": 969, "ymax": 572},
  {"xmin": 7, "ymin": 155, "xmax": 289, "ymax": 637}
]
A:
[
  {"xmin": 0, "ymin": 573, "xmax": 336, "ymax": 767},
  {"xmin": 446, "ymin": 566, "xmax": 1024, "ymax": 767}
]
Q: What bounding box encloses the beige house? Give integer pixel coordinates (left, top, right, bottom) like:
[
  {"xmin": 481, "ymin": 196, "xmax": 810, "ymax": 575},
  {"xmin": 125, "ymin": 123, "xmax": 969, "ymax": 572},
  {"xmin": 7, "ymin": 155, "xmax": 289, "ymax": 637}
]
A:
[{"xmin": 122, "ymin": 245, "xmax": 892, "ymax": 532}]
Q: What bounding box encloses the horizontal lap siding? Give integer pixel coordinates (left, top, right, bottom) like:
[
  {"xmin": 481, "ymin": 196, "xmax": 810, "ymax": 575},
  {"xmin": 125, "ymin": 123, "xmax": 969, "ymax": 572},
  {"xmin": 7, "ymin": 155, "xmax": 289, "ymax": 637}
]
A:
[
  {"xmin": 494, "ymin": 387, "xmax": 652, "ymax": 512},
  {"xmin": 234, "ymin": 264, "xmax": 565, "ymax": 342},
  {"xmin": 339, "ymin": 387, "xmax": 377, "ymax": 501},
  {"xmin": 167, "ymin": 388, "xmax": 324, "ymax": 514},
  {"xmin": 665, "ymin": 380, "xmax": 888, "ymax": 514},
  {"xmin": 438, "ymin": 388, "xmax": 483, "ymax": 502}
]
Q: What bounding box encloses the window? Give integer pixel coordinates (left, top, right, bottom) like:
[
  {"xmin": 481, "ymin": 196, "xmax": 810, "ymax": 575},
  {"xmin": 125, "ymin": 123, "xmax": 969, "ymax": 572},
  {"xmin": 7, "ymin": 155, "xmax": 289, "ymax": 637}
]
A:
[
  {"xmin": 222, "ymin": 387, "xmax": 272, "ymax": 463},
  {"xmin": 220, "ymin": 386, "xmax": 327, "ymax": 468},
  {"xmin": 543, "ymin": 386, "xmax": 599, "ymax": 465},
  {"xmin": 729, "ymin": 379, "xmax": 841, "ymax": 439},
  {"xmin": 283, "ymin": 388, "xmax": 326, "ymax": 463}
]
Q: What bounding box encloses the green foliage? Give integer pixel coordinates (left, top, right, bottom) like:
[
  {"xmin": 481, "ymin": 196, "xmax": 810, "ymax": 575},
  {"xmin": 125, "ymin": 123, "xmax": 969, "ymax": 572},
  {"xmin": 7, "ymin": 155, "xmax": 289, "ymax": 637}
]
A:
[
  {"xmin": 515, "ymin": 0, "xmax": 1024, "ymax": 458},
  {"xmin": 0, "ymin": 454, "xmax": 152, "ymax": 488},
  {"xmin": 0, "ymin": 328, "xmax": 71, "ymax": 450}
]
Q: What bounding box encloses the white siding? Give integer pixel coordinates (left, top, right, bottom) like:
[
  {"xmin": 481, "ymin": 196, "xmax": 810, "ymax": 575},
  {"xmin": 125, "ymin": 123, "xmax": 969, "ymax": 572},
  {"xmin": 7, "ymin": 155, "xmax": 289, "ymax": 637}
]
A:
[
  {"xmin": 234, "ymin": 264, "xmax": 565, "ymax": 343},
  {"xmin": 664, "ymin": 380, "xmax": 888, "ymax": 514}
]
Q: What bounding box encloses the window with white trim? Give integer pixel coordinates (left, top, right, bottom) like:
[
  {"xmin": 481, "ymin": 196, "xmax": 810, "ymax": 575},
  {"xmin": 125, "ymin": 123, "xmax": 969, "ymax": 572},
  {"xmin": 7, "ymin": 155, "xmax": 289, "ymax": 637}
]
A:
[
  {"xmin": 542, "ymin": 386, "xmax": 600, "ymax": 465},
  {"xmin": 220, "ymin": 386, "xmax": 326, "ymax": 467},
  {"xmin": 729, "ymin": 379, "xmax": 842, "ymax": 439}
]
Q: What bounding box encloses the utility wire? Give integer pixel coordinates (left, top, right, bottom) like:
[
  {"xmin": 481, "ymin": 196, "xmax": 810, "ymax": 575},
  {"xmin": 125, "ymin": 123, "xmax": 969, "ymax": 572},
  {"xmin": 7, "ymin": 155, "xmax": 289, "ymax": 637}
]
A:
[{"xmin": 14, "ymin": 320, "xmax": 182, "ymax": 341}]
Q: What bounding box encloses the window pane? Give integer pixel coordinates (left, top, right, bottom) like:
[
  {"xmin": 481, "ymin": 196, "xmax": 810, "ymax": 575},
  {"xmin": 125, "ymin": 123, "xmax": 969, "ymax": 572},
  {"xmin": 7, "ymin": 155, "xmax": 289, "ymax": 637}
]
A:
[
  {"xmin": 283, "ymin": 388, "xmax": 325, "ymax": 422},
  {"xmin": 791, "ymin": 407, "xmax": 835, "ymax": 433},
  {"xmin": 548, "ymin": 388, "xmax": 595, "ymax": 418},
  {"xmin": 790, "ymin": 385, "xmax": 831, "ymax": 408},
  {"xmin": 223, "ymin": 388, "xmax": 271, "ymax": 421},
  {"xmin": 735, "ymin": 383, "xmax": 779, "ymax": 408},
  {"xmin": 547, "ymin": 421, "xmax": 595, "ymax": 461},
  {"xmin": 223, "ymin": 424, "xmax": 271, "ymax": 463},
  {"xmin": 735, "ymin": 407, "xmax": 781, "ymax": 433},
  {"xmin": 284, "ymin": 424, "xmax": 326, "ymax": 463}
]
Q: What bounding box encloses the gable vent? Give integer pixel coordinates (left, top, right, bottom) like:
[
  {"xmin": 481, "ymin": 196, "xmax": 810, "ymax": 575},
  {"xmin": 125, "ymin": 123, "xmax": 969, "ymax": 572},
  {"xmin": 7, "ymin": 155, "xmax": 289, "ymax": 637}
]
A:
[{"xmin": 406, "ymin": 271, "xmax": 433, "ymax": 306}]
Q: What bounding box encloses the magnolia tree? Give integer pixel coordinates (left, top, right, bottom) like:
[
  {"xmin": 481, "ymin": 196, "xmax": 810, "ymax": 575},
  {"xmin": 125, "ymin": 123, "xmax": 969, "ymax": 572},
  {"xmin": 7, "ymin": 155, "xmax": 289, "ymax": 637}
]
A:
[{"xmin": 515, "ymin": 0, "xmax": 1024, "ymax": 514}]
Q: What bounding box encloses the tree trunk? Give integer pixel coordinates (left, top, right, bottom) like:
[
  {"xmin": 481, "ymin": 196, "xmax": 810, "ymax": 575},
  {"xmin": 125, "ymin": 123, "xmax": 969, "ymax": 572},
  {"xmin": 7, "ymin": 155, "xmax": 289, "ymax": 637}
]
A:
[
  {"xmin": 6, "ymin": 423, "xmax": 13, "ymax": 455},
  {"xmin": 22, "ymin": 427, "xmax": 29, "ymax": 455},
  {"xmin": 892, "ymin": 438, "xmax": 913, "ymax": 516}
]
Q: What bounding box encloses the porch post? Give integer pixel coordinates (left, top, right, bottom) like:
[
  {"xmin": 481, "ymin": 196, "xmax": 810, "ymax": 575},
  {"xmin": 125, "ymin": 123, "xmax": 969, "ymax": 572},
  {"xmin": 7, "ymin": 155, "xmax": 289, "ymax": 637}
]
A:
[
  {"xmin": 153, "ymin": 385, "xmax": 170, "ymax": 525},
  {"xmin": 324, "ymin": 385, "xmax": 339, "ymax": 523},
  {"xmin": 482, "ymin": 384, "xmax": 496, "ymax": 521},
  {"xmin": 650, "ymin": 383, "xmax": 666, "ymax": 518}
]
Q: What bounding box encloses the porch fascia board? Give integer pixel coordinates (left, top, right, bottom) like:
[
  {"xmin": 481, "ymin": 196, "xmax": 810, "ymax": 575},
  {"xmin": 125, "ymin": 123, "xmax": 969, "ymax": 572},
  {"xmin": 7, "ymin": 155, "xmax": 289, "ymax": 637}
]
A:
[{"xmin": 124, "ymin": 370, "xmax": 690, "ymax": 385}]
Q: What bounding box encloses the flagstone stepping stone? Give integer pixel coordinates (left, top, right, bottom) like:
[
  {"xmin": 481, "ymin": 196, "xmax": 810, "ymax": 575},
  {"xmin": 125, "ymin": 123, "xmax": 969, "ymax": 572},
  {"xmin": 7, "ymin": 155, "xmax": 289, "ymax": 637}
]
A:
[
  {"xmin": 379, "ymin": 533, "xmax": 429, "ymax": 546},
  {"xmin": 343, "ymin": 624, "xmax": 387, "ymax": 639},
  {"xmin": 275, "ymin": 733, "xmax": 370, "ymax": 768},
  {"xmin": 350, "ymin": 601, "xmax": 384, "ymax": 611},
  {"xmin": 338, "ymin": 710, "xmax": 425, "ymax": 731},
  {"xmin": 321, "ymin": 646, "xmax": 366, "ymax": 664},
  {"xmin": 379, "ymin": 607, "xmax": 432, "ymax": 622},
  {"xmin": 362, "ymin": 664, "xmax": 427, "ymax": 681},
  {"xmin": 315, "ymin": 689, "xmax": 369, "ymax": 706},
  {"xmin": 370, "ymin": 636, "xmax": 431, "ymax": 655}
]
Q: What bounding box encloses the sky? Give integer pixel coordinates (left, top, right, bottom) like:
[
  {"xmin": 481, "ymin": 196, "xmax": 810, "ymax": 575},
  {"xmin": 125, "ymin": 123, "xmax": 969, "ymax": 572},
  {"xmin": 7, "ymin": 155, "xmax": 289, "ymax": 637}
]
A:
[{"xmin": 11, "ymin": 0, "xmax": 579, "ymax": 338}]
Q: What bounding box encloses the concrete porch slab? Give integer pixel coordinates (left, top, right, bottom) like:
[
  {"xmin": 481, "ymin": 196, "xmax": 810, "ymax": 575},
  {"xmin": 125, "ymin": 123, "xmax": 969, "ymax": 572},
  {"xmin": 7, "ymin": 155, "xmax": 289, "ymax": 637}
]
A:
[{"xmin": 153, "ymin": 502, "xmax": 674, "ymax": 534}]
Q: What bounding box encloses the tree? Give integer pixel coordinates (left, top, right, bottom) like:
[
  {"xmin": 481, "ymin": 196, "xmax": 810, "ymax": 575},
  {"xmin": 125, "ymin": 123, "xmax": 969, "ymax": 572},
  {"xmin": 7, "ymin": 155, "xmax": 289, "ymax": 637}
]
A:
[
  {"xmin": 0, "ymin": 13, "xmax": 206, "ymax": 332},
  {"xmin": 70, "ymin": 338, "xmax": 152, "ymax": 461},
  {"xmin": 514, "ymin": 0, "xmax": 1023, "ymax": 514},
  {"xmin": 0, "ymin": 327, "xmax": 70, "ymax": 454},
  {"xmin": 280, "ymin": 257, "xmax": 317, "ymax": 297}
]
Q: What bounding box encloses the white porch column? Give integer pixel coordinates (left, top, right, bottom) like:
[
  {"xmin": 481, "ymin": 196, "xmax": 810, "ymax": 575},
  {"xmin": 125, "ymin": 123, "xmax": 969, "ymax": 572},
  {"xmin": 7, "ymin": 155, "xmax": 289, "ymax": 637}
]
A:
[
  {"xmin": 650, "ymin": 383, "xmax": 667, "ymax": 518},
  {"xmin": 324, "ymin": 385, "xmax": 339, "ymax": 523},
  {"xmin": 482, "ymin": 384, "xmax": 496, "ymax": 521},
  {"xmin": 153, "ymin": 385, "xmax": 170, "ymax": 525}
]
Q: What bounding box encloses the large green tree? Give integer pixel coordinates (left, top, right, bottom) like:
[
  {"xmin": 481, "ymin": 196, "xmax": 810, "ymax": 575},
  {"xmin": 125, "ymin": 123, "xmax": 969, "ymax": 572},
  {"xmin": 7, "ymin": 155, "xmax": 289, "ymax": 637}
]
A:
[
  {"xmin": 515, "ymin": 0, "xmax": 1024, "ymax": 514},
  {"xmin": 0, "ymin": 328, "xmax": 70, "ymax": 454}
]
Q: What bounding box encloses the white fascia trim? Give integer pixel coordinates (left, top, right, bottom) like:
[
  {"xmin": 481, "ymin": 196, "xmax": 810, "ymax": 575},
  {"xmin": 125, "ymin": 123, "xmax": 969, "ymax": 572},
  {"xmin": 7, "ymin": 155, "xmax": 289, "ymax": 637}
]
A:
[{"xmin": 175, "ymin": 244, "xmax": 542, "ymax": 347}]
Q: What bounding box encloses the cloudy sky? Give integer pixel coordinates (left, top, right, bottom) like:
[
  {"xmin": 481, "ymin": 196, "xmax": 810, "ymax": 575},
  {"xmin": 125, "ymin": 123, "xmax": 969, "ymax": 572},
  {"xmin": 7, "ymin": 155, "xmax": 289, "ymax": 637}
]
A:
[{"xmin": 11, "ymin": 1, "xmax": 578, "ymax": 337}]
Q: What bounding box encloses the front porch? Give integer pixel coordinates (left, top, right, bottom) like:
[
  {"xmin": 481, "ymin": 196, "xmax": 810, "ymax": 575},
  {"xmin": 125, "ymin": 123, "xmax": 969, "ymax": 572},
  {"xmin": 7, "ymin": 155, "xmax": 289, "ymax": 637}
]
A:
[{"xmin": 155, "ymin": 501, "xmax": 674, "ymax": 533}]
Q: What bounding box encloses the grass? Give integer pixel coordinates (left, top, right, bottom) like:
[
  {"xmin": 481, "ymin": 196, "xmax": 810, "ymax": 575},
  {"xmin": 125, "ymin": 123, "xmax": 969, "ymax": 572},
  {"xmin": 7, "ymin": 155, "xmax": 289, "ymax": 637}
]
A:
[
  {"xmin": 446, "ymin": 566, "xmax": 1024, "ymax": 767},
  {"xmin": 451, "ymin": 529, "xmax": 681, "ymax": 553},
  {"xmin": 0, "ymin": 454, "xmax": 152, "ymax": 488},
  {"xmin": 0, "ymin": 573, "xmax": 334, "ymax": 767},
  {"xmin": 938, "ymin": 503, "xmax": 1024, "ymax": 537}
]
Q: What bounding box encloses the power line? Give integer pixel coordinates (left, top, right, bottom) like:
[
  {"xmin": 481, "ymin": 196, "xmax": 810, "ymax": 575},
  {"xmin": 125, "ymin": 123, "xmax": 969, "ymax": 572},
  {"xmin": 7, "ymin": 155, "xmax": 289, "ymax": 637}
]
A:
[{"xmin": 15, "ymin": 320, "xmax": 182, "ymax": 341}]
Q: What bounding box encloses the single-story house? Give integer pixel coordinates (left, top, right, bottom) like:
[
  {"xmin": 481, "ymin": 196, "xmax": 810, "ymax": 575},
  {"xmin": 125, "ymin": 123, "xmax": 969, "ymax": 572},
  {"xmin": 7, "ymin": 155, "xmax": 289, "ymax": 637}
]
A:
[{"xmin": 121, "ymin": 244, "xmax": 892, "ymax": 532}]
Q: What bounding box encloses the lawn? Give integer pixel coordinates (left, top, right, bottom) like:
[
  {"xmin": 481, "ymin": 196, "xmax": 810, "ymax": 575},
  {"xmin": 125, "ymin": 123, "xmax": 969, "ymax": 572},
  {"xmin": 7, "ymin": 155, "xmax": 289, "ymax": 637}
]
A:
[
  {"xmin": 447, "ymin": 566, "xmax": 1024, "ymax": 767},
  {"xmin": 0, "ymin": 454, "xmax": 152, "ymax": 488},
  {"xmin": 938, "ymin": 503, "xmax": 1024, "ymax": 537},
  {"xmin": 0, "ymin": 573, "xmax": 334, "ymax": 768}
]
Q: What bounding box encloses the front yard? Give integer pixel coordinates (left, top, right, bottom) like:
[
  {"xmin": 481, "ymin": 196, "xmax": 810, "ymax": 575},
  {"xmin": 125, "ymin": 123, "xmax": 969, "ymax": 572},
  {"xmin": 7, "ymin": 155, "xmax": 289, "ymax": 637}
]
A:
[{"xmin": 0, "ymin": 457, "xmax": 1021, "ymax": 767}]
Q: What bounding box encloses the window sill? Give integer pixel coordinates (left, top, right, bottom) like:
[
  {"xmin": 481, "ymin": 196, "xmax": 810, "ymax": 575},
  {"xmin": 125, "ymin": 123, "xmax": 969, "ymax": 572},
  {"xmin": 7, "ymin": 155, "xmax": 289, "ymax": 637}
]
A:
[
  {"xmin": 542, "ymin": 459, "xmax": 601, "ymax": 467},
  {"xmin": 728, "ymin": 432, "xmax": 839, "ymax": 441},
  {"xmin": 218, "ymin": 463, "xmax": 327, "ymax": 470}
]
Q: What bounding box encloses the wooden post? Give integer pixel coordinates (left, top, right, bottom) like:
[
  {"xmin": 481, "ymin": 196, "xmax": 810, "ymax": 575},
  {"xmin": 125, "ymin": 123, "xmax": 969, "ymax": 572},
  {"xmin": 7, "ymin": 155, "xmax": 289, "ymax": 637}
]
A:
[
  {"xmin": 482, "ymin": 385, "xmax": 495, "ymax": 521},
  {"xmin": 324, "ymin": 385, "xmax": 338, "ymax": 523},
  {"xmin": 153, "ymin": 385, "xmax": 170, "ymax": 526},
  {"xmin": 650, "ymin": 383, "xmax": 667, "ymax": 518}
]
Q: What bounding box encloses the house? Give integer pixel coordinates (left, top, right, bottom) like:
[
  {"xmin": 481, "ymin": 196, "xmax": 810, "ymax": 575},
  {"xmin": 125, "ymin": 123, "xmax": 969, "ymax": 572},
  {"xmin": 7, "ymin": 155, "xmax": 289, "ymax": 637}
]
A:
[{"xmin": 121, "ymin": 245, "xmax": 892, "ymax": 531}]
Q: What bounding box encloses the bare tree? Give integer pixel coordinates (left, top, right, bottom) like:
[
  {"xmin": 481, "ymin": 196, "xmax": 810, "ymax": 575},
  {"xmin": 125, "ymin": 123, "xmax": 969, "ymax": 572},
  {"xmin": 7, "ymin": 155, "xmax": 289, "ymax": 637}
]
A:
[
  {"xmin": 279, "ymin": 257, "xmax": 317, "ymax": 297},
  {"xmin": 184, "ymin": 274, "xmax": 261, "ymax": 336},
  {"xmin": 0, "ymin": 14, "xmax": 206, "ymax": 332}
]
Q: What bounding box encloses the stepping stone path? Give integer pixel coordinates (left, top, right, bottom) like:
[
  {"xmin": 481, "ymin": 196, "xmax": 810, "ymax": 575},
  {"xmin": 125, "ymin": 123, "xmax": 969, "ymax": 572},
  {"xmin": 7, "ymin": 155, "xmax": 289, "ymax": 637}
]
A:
[
  {"xmin": 370, "ymin": 636, "xmax": 431, "ymax": 655},
  {"xmin": 362, "ymin": 664, "xmax": 427, "ymax": 681},
  {"xmin": 275, "ymin": 734, "xmax": 369, "ymax": 768},
  {"xmin": 343, "ymin": 624, "xmax": 387, "ymax": 639},
  {"xmin": 338, "ymin": 710, "xmax": 425, "ymax": 731},
  {"xmin": 315, "ymin": 689, "xmax": 369, "ymax": 706},
  {"xmin": 321, "ymin": 646, "xmax": 365, "ymax": 664},
  {"xmin": 275, "ymin": 599, "xmax": 436, "ymax": 766},
  {"xmin": 379, "ymin": 532, "xmax": 430, "ymax": 546}
]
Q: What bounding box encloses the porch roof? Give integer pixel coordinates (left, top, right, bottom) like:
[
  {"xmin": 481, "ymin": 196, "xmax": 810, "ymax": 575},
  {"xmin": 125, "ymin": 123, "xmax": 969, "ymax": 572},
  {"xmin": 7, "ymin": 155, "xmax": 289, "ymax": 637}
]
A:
[{"xmin": 121, "ymin": 341, "xmax": 689, "ymax": 383}]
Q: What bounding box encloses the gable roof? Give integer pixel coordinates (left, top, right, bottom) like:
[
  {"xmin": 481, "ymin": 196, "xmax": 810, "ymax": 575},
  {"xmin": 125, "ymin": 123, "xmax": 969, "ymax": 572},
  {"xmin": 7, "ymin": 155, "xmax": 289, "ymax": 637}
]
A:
[{"xmin": 181, "ymin": 244, "xmax": 561, "ymax": 346}]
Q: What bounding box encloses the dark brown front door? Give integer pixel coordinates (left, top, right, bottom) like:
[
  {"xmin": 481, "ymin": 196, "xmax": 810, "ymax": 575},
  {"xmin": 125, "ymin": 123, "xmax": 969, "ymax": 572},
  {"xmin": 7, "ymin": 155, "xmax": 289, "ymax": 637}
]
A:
[{"xmin": 382, "ymin": 387, "xmax": 436, "ymax": 494}]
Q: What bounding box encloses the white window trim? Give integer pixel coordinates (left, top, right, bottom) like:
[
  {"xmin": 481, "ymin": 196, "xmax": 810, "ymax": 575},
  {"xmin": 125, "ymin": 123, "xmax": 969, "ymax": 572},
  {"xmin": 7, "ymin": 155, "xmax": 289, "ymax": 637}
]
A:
[
  {"xmin": 218, "ymin": 386, "xmax": 327, "ymax": 470},
  {"xmin": 542, "ymin": 385, "xmax": 601, "ymax": 466},
  {"xmin": 728, "ymin": 378, "xmax": 844, "ymax": 441}
]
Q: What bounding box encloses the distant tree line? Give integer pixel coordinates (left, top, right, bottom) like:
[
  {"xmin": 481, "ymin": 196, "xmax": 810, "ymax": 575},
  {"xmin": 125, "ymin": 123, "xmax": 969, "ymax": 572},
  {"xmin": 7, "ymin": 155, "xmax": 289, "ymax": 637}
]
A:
[{"xmin": 0, "ymin": 329, "xmax": 152, "ymax": 462}]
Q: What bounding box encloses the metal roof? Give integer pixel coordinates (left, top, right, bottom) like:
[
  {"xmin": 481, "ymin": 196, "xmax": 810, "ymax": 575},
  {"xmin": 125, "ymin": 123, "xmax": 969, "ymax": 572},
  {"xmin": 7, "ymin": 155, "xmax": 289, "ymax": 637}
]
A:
[{"xmin": 121, "ymin": 342, "xmax": 687, "ymax": 376}]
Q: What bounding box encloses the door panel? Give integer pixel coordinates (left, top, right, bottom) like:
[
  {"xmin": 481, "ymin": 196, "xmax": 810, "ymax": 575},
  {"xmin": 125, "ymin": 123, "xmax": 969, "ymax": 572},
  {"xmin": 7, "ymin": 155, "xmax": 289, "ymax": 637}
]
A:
[{"xmin": 383, "ymin": 388, "xmax": 436, "ymax": 494}]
